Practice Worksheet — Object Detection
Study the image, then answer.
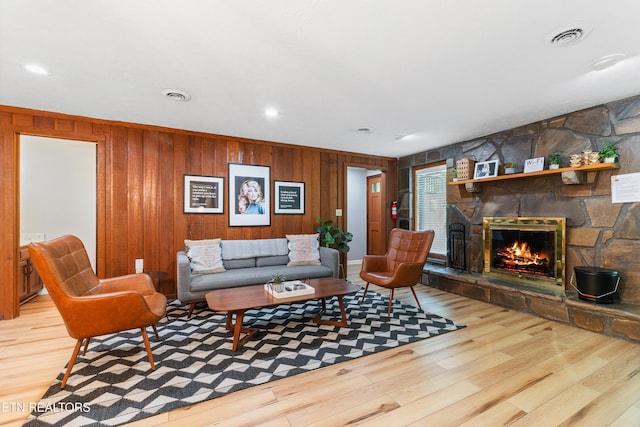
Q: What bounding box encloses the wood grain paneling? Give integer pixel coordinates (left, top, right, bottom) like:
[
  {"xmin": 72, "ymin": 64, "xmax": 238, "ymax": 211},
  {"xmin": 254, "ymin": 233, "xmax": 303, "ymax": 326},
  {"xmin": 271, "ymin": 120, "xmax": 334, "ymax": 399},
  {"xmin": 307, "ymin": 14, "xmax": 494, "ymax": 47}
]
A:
[{"xmin": 0, "ymin": 105, "xmax": 397, "ymax": 319}]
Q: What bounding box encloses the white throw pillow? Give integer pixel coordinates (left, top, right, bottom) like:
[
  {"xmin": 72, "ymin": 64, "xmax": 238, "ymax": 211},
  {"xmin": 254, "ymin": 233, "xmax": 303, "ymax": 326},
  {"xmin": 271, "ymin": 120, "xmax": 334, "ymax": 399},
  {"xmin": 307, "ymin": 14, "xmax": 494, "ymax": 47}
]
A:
[
  {"xmin": 286, "ymin": 234, "xmax": 321, "ymax": 266},
  {"xmin": 185, "ymin": 238, "xmax": 226, "ymax": 274}
]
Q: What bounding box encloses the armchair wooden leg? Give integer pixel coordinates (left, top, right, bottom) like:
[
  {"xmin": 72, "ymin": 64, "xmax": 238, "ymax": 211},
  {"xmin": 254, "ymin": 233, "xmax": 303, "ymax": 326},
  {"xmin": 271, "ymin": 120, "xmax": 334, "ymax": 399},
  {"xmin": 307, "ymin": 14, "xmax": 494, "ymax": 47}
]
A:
[
  {"xmin": 152, "ymin": 324, "xmax": 160, "ymax": 341},
  {"xmin": 409, "ymin": 286, "xmax": 422, "ymax": 310},
  {"xmin": 360, "ymin": 282, "xmax": 370, "ymax": 303},
  {"xmin": 82, "ymin": 337, "xmax": 90, "ymax": 356},
  {"xmin": 141, "ymin": 328, "xmax": 155, "ymax": 370},
  {"xmin": 388, "ymin": 289, "xmax": 395, "ymax": 316},
  {"xmin": 61, "ymin": 339, "xmax": 83, "ymax": 388}
]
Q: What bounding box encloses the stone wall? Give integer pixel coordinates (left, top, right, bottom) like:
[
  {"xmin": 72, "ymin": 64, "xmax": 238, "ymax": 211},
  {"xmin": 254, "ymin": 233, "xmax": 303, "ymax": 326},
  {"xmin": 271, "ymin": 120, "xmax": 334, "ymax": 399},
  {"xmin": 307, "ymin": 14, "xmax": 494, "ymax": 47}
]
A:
[{"xmin": 399, "ymin": 94, "xmax": 640, "ymax": 305}]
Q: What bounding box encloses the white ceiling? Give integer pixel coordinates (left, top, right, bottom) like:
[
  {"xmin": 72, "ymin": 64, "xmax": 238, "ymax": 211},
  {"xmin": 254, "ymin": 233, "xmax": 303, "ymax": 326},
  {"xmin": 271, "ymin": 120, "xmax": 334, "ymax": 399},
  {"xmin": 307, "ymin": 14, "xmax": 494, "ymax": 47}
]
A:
[{"xmin": 2, "ymin": 1, "xmax": 640, "ymax": 158}]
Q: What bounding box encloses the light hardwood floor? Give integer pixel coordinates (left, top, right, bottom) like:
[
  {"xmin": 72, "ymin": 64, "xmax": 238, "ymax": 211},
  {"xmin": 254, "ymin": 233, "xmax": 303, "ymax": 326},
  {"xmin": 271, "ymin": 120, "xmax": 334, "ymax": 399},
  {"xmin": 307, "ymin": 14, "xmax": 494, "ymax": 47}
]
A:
[{"xmin": 1, "ymin": 268, "xmax": 639, "ymax": 426}]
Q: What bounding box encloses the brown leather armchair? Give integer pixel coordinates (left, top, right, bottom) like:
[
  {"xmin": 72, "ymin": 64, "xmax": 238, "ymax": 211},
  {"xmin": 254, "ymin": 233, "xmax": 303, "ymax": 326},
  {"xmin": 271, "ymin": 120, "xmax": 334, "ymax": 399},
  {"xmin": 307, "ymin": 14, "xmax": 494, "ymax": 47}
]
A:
[
  {"xmin": 28, "ymin": 235, "xmax": 167, "ymax": 388},
  {"xmin": 360, "ymin": 228, "xmax": 435, "ymax": 315}
]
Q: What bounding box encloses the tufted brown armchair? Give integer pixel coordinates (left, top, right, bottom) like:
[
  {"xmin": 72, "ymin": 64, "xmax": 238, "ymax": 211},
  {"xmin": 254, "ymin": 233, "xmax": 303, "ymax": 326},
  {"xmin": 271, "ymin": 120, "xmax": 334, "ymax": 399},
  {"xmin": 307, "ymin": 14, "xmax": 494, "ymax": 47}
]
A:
[
  {"xmin": 360, "ymin": 228, "xmax": 435, "ymax": 315},
  {"xmin": 28, "ymin": 235, "xmax": 167, "ymax": 388}
]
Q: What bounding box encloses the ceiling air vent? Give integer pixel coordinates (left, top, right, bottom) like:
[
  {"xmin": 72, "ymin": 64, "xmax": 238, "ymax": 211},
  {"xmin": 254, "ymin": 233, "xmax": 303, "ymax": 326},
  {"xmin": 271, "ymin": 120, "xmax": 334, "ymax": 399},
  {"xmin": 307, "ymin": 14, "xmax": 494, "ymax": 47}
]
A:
[
  {"xmin": 162, "ymin": 89, "xmax": 191, "ymax": 101},
  {"xmin": 548, "ymin": 28, "xmax": 584, "ymax": 47}
]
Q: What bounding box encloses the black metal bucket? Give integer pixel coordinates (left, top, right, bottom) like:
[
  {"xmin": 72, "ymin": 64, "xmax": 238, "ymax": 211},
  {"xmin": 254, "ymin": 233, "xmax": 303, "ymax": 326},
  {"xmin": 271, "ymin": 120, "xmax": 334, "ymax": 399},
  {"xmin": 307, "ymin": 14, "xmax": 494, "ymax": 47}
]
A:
[{"xmin": 570, "ymin": 266, "xmax": 620, "ymax": 304}]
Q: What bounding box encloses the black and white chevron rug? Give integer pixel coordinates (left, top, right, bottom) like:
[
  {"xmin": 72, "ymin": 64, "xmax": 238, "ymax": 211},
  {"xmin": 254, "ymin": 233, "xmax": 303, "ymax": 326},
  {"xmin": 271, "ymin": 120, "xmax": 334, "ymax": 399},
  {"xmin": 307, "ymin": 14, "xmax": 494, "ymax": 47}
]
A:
[{"xmin": 25, "ymin": 289, "xmax": 464, "ymax": 426}]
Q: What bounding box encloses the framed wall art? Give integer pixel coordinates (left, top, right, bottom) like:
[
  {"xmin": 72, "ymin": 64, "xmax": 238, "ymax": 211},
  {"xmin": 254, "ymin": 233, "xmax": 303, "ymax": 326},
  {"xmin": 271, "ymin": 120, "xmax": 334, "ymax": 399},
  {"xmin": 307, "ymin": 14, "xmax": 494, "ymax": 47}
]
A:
[
  {"xmin": 473, "ymin": 160, "xmax": 499, "ymax": 179},
  {"xmin": 274, "ymin": 181, "xmax": 305, "ymax": 214},
  {"xmin": 228, "ymin": 163, "xmax": 270, "ymax": 226},
  {"xmin": 183, "ymin": 175, "xmax": 224, "ymax": 213}
]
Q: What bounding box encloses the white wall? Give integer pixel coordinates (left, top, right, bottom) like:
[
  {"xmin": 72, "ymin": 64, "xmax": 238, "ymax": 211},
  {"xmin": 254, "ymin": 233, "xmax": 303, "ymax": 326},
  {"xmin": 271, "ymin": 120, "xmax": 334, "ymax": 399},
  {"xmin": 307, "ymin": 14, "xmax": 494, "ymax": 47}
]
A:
[
  {"xmin": 347, "ymin": 167, "xmax": 367, "ymax": 262},
  {"xmin": 347, "ymin": 167, "xmax": 381, "ymax": 263},
  {"xmin": 20, "ymin": 135, "xmax": 97, "ymax": 269}
]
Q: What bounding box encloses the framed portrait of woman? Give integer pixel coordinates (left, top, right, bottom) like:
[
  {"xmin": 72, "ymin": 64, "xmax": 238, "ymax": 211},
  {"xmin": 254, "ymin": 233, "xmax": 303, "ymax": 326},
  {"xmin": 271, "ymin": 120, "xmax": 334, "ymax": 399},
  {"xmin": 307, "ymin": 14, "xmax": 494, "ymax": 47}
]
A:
[{"xmin": 228, "ymin": 163, "xmax": 270, "ymax": 226}]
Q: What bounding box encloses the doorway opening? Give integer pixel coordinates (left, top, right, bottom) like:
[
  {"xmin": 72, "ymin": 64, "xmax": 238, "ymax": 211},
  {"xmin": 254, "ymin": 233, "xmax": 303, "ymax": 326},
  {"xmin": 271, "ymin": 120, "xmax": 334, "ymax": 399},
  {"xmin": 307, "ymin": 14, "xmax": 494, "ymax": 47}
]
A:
[
  {"xmin": 347, "ymin": 167, "xmax": 385, "ymax": 265},
  {"xmin": 19, "ymin": 135, "xmax": 97, "ymax": 304}
]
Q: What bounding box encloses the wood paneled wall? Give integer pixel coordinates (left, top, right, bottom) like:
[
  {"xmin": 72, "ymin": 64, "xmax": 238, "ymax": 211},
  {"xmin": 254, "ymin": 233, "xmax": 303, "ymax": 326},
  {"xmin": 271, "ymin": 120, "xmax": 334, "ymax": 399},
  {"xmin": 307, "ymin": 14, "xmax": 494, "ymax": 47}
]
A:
[{"xmin": 0, "ymin": 106, "xmax": 397, "ymax": 320}]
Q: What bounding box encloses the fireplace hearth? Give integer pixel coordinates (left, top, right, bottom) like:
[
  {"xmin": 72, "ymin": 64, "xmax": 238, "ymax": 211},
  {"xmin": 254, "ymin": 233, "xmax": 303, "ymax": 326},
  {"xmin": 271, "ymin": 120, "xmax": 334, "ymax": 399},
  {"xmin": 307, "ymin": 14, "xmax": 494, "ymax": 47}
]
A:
[{"xmin": 483, "ymin": 217, "xmax": 565, "ymax": 288}]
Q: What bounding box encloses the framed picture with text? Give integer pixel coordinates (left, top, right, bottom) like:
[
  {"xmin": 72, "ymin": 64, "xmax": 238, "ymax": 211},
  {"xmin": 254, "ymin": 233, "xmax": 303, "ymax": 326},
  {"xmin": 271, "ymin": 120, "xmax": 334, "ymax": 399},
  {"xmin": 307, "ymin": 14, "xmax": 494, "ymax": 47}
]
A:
[
  {"xmin": 274, "ymin": 181, "xmax": 305, "ymax": 214},
  {"xmin": 228, "ymin": 163, "xmax": 270, "ymax": 226},
  {"xmin": 183, "ymin": 175, "xmax": 224, "ymax": 213}
]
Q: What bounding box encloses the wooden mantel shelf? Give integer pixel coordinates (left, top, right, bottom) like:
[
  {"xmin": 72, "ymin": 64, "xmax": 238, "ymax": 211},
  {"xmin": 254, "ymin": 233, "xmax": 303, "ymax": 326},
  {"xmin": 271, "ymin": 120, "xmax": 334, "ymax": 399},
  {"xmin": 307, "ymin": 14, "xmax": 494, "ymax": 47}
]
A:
[{"xmin": 448, "ymin": 162, "xmax": 619, "ymax": 185}]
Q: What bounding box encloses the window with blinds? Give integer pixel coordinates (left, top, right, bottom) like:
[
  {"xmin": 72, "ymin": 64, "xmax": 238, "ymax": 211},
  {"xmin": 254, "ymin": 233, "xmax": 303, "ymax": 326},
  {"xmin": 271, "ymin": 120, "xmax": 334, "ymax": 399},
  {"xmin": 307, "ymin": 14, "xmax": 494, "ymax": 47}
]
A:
[{"xmin": 414, "ymin": 163, "xmax": 447, "ymax": 256}]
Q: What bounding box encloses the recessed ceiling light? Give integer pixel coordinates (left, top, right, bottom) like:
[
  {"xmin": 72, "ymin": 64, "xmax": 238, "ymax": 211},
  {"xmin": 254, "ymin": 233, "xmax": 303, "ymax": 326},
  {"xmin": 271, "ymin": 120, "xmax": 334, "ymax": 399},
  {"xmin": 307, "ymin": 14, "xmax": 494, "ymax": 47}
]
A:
[
  {"xmin": 394, "ymin": 133, "xmax": 408, "ymax": 141},
  {"xmin": 357, "ymin": 127, "xmax": 373, "ymax": 133},
  {"xmin": 161, "ymin": 89, "xmax": 191, "ymax": 101},
  {"xmin": 591, "ymin": 54, "xmax": 626, "ymax": 71},
  {"xmin": 264, "ymin": 108, "xmax": 279, "ymax": 118},
  {"xmin": 24, "ymin": 63, "xmax": 50, "ymax": 75}
]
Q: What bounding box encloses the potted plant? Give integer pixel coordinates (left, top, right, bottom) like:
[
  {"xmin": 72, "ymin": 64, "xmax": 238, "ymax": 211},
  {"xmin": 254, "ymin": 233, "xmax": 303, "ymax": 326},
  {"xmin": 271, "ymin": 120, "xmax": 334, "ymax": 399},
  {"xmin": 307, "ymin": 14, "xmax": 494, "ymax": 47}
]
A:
[
  {"xmin": 504, "ymin": 162, "xmax": 518, "ymax": 174},
  {"xmin": 316, "ymin": 218, "xmax": 352, "ymax": 253},
  {"xmin": 269, "ymin": 273, "xmax": 286, "ymax": 292},
  {"xmin": 599, "ymin": 142, "xmax": 619, "ymax": 163},
  {"xmin": 317, "ymin": 218, "xmax": 352, "ymax": 279},
  {"xmin": 452, "ymin": 168, "xmax": 458, "ymax": 182},
  {"xmin": 548, "ymin": 152, "xmax": 561, "ymax": 169}
]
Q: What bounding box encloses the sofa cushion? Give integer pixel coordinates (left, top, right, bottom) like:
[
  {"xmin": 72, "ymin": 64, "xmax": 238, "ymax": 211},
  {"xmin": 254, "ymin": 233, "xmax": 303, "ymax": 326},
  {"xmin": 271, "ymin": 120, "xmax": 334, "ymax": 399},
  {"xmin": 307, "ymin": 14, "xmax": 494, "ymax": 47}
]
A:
[
  {"xmin": 286, "ymin": 233, "xmax": 321, "ymax": 266},
  {"xmin": 223, "ymin": 258, "xmax": 256, "ymax": 270},
  {"xmin": 189, "ymin": 264, "xmax": 334, "ymax": 292},
  {"xmin": 184, "ymin": 239, "xmax": 226, "ymax": 274},
  {"xmin": 256, "ymin": 255, "xmax": 289, "ymax": 267},
  {"xmin": 221, "ymin": 238, "xmax": 288, "ymax": 260}
]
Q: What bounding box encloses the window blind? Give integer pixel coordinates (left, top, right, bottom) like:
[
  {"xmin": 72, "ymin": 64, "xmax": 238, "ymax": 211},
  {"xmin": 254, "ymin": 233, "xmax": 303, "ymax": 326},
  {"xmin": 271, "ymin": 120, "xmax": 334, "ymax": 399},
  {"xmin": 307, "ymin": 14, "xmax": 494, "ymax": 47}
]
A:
[{"xmin": 415, "ymin": 164, "xmax": 447, "ymax": 255}]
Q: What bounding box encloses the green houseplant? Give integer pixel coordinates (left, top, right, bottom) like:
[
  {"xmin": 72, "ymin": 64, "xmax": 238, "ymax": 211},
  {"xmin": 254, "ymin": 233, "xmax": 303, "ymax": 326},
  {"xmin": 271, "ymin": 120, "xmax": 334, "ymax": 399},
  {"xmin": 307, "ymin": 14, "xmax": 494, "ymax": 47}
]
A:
[
  {"xmin": 504, "ymin": 162, "xmax": 518, "ymax": 174},
  {"xmin": 548, "ymin": 152, "xmax": 561, "ymax": 169},
  {"xmin": 451, "ymin": 168, "xmax": 458, "ymax": 181},
  {"xmin": 599, "ymin": 142, "xmax": 619, "ymax": 163},
  {"xmin": 316, "ymin": 218, "xmax": 352, "ymax": 253},
  {"xmin": 269, "ymin": 273, "xmax": 286, "ymax": 291},
  {"xmin": 271, "ymin": 273, "xmax": 285, "ymax": 284}
]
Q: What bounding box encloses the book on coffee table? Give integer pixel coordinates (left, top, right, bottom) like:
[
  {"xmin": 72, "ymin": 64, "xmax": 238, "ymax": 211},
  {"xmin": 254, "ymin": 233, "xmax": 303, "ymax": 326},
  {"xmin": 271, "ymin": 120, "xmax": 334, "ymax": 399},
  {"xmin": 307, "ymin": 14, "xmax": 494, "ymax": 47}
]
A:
[{"xmin": 264, "ymin": 280, "xmax": 315, "ymax": 298}]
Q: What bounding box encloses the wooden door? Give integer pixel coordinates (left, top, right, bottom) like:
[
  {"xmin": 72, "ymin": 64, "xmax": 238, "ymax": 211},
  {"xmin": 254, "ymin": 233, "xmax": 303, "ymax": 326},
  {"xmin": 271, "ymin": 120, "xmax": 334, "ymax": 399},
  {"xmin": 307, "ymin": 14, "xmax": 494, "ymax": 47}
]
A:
[{"xmin": 367, "ymin": 174, "xmax": 385, "ymax": 255}]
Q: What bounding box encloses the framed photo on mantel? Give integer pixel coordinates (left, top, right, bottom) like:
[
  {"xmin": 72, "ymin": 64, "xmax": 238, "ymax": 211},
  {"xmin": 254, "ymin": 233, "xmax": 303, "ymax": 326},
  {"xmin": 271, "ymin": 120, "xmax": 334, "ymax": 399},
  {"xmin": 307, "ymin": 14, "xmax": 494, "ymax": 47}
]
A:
[{"xmin": 473, "ymin": 160, "xmax": 499, "ymax": 179}]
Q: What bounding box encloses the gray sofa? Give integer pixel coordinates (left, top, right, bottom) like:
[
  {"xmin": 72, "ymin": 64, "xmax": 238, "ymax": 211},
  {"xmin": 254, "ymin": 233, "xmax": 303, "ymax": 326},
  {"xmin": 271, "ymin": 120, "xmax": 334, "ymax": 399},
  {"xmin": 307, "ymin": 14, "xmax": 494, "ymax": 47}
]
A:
[{"xmin": 177, "ymin": 237, "xmax": 339, "ymax": 313}]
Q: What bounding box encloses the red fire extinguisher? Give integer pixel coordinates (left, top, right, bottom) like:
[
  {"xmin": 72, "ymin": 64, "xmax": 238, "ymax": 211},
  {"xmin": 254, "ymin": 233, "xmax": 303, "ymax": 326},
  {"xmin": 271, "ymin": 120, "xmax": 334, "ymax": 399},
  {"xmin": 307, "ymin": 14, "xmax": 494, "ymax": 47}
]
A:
[{"xmin": 391, "ymin": 201, "xmax": 398, "ymax": 219}]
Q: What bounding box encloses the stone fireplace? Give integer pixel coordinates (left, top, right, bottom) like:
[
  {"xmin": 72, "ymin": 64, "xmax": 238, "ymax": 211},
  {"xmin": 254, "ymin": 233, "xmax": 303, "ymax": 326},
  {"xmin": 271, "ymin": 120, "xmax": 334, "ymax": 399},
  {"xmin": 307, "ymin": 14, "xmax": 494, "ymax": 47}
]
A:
[
  {"xmin": 483, "ymin": 217, "xmax": 565, "ymax": 290},
  {"xmin": 400, "ymin": 96, "xmax": 640, "ymax": 342}
]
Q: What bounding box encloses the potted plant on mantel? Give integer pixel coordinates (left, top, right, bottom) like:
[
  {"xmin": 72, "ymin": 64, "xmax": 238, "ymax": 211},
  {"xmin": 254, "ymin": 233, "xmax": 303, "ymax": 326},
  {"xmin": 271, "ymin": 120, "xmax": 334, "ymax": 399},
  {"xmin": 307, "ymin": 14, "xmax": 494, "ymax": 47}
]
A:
[
  {"xmin": 548, "ymin": 152, "xmax": 561, "ymax": 169},
  {"xmin": 504, "ymin": 162, "xmax": 518, "ymax": 174},
  {"xmin": 599, "ymin": 142, "xmax": 619, "ymax": 163}
]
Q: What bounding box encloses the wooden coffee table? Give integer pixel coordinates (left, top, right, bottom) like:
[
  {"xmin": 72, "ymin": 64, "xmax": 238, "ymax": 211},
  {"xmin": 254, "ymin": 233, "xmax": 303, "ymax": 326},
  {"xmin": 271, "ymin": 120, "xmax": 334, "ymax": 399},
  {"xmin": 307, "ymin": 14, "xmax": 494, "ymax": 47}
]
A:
[{"xmin": 205, "ymin": 277, "xmax": 361, "ymax": 351}]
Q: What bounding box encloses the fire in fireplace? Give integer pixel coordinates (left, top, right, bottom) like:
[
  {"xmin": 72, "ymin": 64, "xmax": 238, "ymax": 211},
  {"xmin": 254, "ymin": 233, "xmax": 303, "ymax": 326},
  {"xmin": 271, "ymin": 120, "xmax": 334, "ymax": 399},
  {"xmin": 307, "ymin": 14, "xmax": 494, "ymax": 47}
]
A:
[{"xmin": 483, "ymin": 217, "xmax": 565, "ymax": 286}]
